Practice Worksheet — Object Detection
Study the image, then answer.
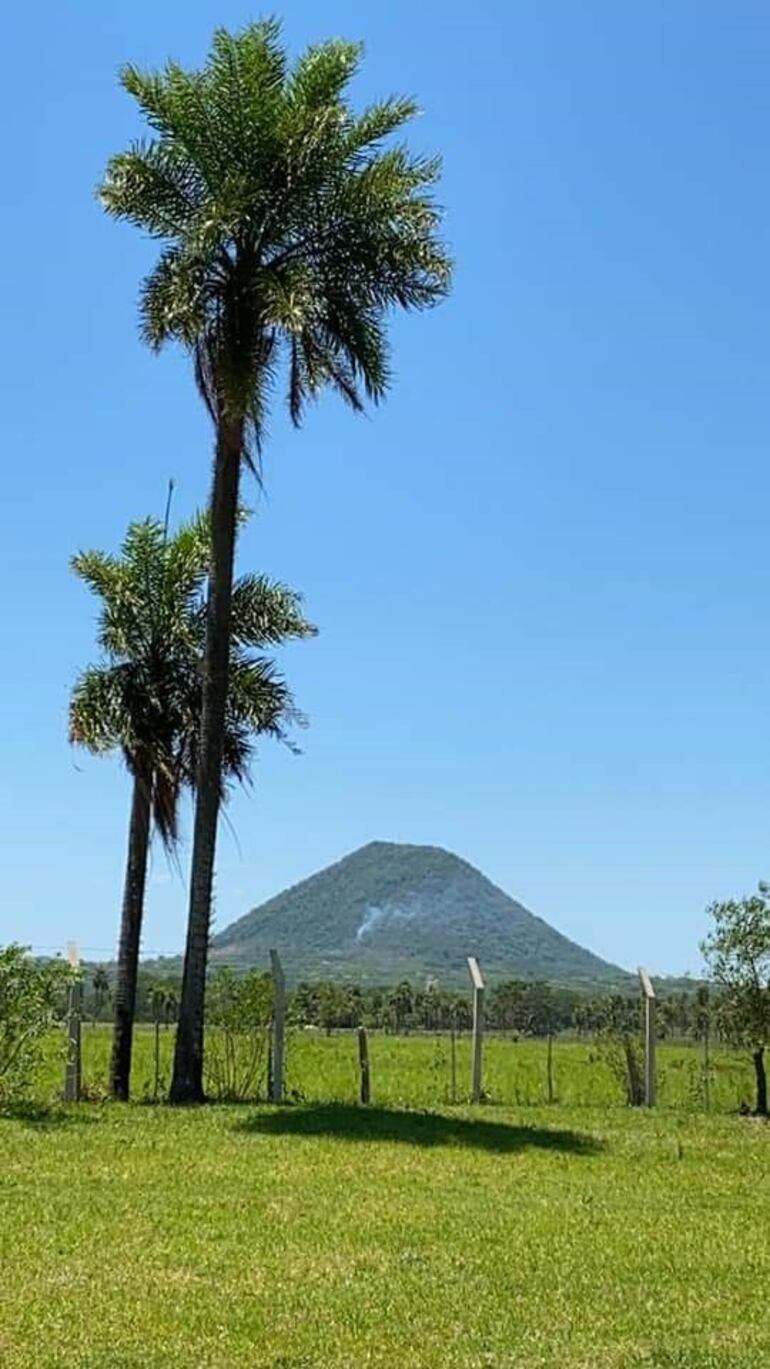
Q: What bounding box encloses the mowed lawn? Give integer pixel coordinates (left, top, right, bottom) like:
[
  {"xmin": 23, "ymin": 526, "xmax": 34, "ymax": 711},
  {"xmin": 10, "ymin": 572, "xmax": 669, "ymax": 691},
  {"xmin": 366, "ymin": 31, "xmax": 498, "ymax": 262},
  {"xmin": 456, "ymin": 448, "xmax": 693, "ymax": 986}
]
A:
[{"xmin": 0, "ymin": 1100, "xmax": 767, "ymax": 1368}]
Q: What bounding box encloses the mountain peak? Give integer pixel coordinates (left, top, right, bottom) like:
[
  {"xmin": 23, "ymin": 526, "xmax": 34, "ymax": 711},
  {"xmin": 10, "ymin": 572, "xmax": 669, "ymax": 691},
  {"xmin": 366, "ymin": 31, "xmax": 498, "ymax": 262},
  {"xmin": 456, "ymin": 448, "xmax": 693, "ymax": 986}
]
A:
[{"xmin": 212, "ymin": 841, "xmax": 629, "ymax": 989}]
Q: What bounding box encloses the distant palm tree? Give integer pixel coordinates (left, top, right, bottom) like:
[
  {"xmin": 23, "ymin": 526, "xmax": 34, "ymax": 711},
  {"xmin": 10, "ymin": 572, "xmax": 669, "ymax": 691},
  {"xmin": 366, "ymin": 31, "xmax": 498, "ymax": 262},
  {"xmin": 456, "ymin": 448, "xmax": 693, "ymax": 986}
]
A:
[
  {"xmin": 70, "ymin": 512, "xmax": 314, "ymax": 1100},
  {"xmin": 147, "ymin": 980, "xmax": 177, "ymax": 1098},
  {"xmin": 91, "ymin": 966, "xmax": 111, "ymax": 1024},
  {"xmin": 100, "ymin": 21, "xmax": 452, "ymax": 1102},
  {"xmin": 163, "ymin": 987, "xmax": 178, "ymax": 1028}
]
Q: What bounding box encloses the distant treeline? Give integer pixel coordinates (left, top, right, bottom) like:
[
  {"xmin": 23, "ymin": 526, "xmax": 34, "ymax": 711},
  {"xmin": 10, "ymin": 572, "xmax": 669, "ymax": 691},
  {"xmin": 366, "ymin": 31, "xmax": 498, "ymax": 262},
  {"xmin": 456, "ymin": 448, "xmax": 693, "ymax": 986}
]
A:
[{"xmin": 79, "ymin": 965, "xmax": 715, "ymax": 1041}]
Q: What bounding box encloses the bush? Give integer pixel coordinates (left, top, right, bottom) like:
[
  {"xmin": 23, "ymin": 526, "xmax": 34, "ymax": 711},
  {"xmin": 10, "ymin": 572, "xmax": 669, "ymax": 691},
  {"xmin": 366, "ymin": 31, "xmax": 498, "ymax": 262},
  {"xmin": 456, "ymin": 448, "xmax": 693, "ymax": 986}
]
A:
[
  {"xmin": 0, "ymin": 947, "xmax": 70, "ymax": 1105},
  {"xmin": 591, "ymin": 994, "xmax": 646, "ymax": 1106},
  {"xmin": 204, "ymin": 968, "xmax": 273, "ymax": 1102}
]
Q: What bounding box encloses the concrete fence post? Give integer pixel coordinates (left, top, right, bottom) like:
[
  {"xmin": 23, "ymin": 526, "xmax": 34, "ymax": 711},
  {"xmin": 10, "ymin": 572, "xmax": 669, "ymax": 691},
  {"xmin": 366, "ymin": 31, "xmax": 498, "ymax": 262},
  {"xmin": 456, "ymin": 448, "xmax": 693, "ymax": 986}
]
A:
[
  {"xmin": 64, "ymin": 942, "xmax": 82, "ymax": 1103},
  {"xmin": 467, "ymin": 956, "xmax": 485, "ymax": 1104},
  {"xmin": 638, "ymin": 967, "xmax": 656, "ymax": 1108}
]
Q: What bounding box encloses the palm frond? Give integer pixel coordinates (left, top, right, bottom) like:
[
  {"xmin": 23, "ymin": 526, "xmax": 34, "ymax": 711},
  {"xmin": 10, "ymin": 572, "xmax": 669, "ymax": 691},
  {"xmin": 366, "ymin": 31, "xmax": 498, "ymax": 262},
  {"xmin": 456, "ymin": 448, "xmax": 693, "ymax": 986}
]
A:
[
  {"xmin": 99, "ymin": 141, "xmax": 203, "ymax": 238},
  {"xmin": 139, "ymin": 247, "xmax": 210, "ymax": 351},
  {"xmin": 343, "ymin": 96, "xmax": 421, "ymax": 158},
  {"xmin": 70, "ymin": 550, "xmax": 124, "ymax": 603},
  {"xmin": 151, "ymin": 760, "xmax": 181, "ymax": 850},
  {"xmin": 229, "ymin": 574, "xmax": 316, "ymax": 647},
  {"xmin": 287, "ymin": 38, "xmax": 362, "ymax": 111},
  {"xmin": 69, "ymin": 666, "xmax": 130, "ymax": 753}
]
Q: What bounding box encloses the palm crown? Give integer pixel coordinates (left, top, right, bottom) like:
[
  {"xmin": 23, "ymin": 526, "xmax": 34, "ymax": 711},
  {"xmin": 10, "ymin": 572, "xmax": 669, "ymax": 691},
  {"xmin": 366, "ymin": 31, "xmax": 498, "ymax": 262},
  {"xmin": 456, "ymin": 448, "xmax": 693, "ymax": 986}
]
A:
[
  {"xmin": 69, "ymin": 512, "xmax": 314, "ymax": 845},
  {"xmin": 99, "ymin": 20, "xmax": 452, "ymax": 453}
]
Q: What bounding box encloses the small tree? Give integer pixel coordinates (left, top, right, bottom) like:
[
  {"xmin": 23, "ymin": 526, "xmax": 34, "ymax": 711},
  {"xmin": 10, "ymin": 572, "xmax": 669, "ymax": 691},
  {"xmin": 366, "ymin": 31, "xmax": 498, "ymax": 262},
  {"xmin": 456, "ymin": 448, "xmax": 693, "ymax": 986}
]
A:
[
  {"xmin": 593, "ymin": 994, "xmax": 645, "ymax": 1106},
  {"xmin": 163, "ymin": 987, "xmax": 178, "ymax": 1028},
  {"xmin": 0, "ymin": 948, "xmax": 70, "ymax": 1106},
  {"xmin": 388, "ymin": 981, "xmax": 414, "ymax": 1034},
  {"xmin": 91, "ymin": 967, "xmax": 111, "ymax": 1024},
  {"xmin": 316, "ymin": 983, "xmax": 350, "ymax": 1036},
  {"xmin": 702, "ymin": 888, "xmax": 770, "ymax": 1115},
  {"xmin": 204, "ymin": 968, "xmax": 272, "ymax": 1101}
]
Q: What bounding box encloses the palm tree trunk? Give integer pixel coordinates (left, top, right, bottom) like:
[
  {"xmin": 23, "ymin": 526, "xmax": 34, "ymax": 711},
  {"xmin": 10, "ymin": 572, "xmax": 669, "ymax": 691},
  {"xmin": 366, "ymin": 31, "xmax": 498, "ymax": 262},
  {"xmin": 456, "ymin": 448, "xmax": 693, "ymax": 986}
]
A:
[
  {"xmin": 171, "ymin": 419, "xmax": 242, "ymax": 1104},
  {"xmin": 110, "ymin": 775, "xmax": 151, "ymax": 1101}
]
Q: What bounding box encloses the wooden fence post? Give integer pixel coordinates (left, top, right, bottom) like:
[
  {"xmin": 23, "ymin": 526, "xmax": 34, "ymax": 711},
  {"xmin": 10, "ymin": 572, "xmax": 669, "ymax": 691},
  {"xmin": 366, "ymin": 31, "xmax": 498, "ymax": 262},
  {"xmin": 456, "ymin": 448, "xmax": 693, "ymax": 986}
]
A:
[
  {"xmin": 357, "ymin": 1025, "xmax": 371, "ymax": 1104},
  {"xmin": 467, "ymin": 956, "xmax": 485, "ymax": 1103},
  {"xmin": 153, "ymin": 1018, "xmax": 161, "ymax": 1100},
  {"xmin": 638, "ymin": 967, "xmax": 656, "ymax": 1108},
  {"xmin": 64, "ymin": 942, "xmax": 82, "ymax": 1103},
  {"xmin": 269, "ymin": 949, "xmax": 286, "ymax": 1103}
]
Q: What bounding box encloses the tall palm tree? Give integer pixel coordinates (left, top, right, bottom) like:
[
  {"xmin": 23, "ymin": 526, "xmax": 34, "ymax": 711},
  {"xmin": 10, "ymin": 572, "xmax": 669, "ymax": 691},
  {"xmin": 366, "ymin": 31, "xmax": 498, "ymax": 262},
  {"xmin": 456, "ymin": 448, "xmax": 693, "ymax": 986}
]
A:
[
  {"xmin": 70, "ymin": 512, "xmax": 314, "ymax": 1100},
  {"xmin": 100, "ymin": 20, "xmax": 452, "ymax": 1102}
]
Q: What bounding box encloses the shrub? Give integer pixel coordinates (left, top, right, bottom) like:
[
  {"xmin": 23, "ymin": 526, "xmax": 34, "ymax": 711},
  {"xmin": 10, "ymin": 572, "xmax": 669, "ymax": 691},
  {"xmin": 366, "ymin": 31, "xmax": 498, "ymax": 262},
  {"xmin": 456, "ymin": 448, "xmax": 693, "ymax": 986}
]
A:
[
  {"xmin": 0, "ymin": 947, "xmax": 70, "ymax": 1105},
  {"xmin": 592, "ymin": 994, "xmax": 645, "ymax": 1106},
  {"xmin": 204, "ymin": 968, "xmax": 273, "ymax": 1102}
]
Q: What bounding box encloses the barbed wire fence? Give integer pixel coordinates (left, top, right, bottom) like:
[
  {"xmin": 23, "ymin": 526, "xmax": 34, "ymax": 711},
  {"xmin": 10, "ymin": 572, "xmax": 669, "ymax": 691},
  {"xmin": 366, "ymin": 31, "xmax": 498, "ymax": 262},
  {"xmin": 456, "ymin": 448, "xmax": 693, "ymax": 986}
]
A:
[{"xmin": 35, "ymin": 942, "xmax": 755, "ymax": 1114}]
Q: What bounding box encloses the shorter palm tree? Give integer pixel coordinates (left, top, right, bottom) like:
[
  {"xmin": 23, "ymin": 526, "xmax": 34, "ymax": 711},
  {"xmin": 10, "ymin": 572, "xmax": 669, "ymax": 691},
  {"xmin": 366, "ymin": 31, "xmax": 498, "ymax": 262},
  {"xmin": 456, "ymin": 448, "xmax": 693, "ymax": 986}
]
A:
[{"xmin": 70, "ymin": 512, "xmax": 314, "ymax": 1100}]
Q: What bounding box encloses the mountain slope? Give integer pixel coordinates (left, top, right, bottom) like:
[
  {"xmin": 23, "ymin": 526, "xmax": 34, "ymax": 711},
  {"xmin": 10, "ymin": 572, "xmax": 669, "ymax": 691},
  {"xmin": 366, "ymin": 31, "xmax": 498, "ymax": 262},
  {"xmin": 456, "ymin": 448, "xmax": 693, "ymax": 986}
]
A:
[{"xmin": 212, "ymin": 841, "xmax": 630, "ymax": 988}]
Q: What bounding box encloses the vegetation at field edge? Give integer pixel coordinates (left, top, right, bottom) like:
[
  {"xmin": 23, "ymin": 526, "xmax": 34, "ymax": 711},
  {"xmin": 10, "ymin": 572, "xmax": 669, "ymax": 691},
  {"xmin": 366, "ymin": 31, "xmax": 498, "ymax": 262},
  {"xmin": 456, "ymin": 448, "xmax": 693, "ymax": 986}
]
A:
[{"xmin": 33, "ymin": 1027, "xmax": 758, "ymax": 1115}]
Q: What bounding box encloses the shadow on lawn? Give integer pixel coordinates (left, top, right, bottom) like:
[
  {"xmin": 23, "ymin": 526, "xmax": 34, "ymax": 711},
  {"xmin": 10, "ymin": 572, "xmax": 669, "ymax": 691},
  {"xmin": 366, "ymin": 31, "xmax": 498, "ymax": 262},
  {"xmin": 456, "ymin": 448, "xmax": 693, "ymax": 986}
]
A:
[
  {"xmin": 235, "ymin": 1104, "xmax": 604, "ymax": 1156},
  {"xmin": 0, "ymin": 1103, "xmax": 105, "ymax": 1131}
]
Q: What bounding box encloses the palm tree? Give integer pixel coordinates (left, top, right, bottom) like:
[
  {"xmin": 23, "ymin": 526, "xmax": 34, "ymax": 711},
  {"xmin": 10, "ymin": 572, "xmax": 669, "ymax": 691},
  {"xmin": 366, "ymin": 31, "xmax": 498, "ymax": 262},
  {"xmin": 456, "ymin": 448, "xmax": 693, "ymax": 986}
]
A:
[
  {"xmin": 91, "ymin": 966, "xmax": 111, "ymax": 1024},
  {"xmin": 99, "ymin": 21, "xmax": 452, "ymax": 1102},
  {"xmin": 70, "ymin": 512, "xmax": 314, "ymax": 1100}
]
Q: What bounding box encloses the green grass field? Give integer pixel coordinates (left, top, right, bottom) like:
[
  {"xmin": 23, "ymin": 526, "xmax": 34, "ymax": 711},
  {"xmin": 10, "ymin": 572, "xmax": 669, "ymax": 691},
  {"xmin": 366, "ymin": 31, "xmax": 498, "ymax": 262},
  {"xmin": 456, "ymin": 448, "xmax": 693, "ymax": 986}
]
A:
[
  {"xmin": 1, "ymin": 1031, "xmax": 766, "ymax": 1367},
  {"xmin": 36, "ymin": 1024, "xmax": 757, "ymax": 1113}
]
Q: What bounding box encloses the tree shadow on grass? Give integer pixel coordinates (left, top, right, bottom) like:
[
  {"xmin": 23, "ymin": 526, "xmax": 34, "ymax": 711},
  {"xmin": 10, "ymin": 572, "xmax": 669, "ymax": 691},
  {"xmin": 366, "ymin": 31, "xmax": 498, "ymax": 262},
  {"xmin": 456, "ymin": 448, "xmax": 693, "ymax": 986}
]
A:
[
  {"xmin": 0, "ymin": 1102, "xmax": 106, "ymax": 1131},
  {"xmin": 234, "ymin": 1104, "xmax": 604, "ymax": 1156}
]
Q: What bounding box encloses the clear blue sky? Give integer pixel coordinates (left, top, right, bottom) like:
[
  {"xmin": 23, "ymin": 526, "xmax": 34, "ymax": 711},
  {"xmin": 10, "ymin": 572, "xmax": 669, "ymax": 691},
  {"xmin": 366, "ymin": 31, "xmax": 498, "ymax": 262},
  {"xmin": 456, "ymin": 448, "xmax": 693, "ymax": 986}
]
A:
[{"xmin": 4, "ymin": 0, "xmax": 770, "ymax": 976}]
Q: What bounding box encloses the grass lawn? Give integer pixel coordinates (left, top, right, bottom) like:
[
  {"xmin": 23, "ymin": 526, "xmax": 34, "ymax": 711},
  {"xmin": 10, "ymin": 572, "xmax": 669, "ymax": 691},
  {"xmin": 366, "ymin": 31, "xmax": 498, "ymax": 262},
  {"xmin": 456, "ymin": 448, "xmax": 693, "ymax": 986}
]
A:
[{"xmin": 0, "ymin": 1100, "xmax": 767, "ymax": 1368}]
